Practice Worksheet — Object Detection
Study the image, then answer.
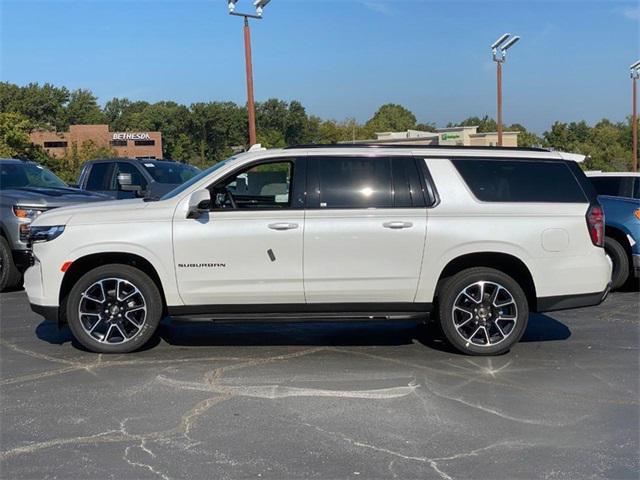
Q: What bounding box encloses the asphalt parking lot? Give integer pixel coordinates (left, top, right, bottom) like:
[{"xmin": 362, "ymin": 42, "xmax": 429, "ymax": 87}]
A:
[{"xmin": 1, "ymin": 288, "xmax": 638, "ymax": 480}]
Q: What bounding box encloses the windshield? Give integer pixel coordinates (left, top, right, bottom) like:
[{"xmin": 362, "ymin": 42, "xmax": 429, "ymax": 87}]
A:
[
  {"xmin": 141, "ymin": 162, "xmax": 200, "ymax": 184},
  {"xmin": 0, "ymin": 162, "xmax": 68, "ymax": 189},
  {"xmin": 159, "ymin": 156, "xmax": 238, "ymax": 200}
]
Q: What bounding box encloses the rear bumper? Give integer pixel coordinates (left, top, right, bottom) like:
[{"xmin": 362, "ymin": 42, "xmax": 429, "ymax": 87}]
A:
[
  {"xmin": 536, "ymin": 282, "xmax": 611, "ymax": 313},
  {"xmin": 633, "ymin": 254, "xmax": 640, "ymax": 278}
]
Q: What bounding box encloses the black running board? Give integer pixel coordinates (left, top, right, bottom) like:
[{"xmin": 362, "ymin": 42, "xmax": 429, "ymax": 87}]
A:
[{"xmin": 167, "ymin": 302, "xmax": 432, "ymax": 323}]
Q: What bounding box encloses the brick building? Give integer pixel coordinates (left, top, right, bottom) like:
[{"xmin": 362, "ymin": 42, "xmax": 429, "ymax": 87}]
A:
[{"xmin": 30, "ymin": 124, "xmax": 163, "ymax": 159}]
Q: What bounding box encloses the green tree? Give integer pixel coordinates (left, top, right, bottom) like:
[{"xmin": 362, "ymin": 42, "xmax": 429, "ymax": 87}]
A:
[
  {"xmin": 0, "ymin": 82, "xmax": 69, "ymax": 130},
  {"xmin": 57, "ymin": 140, "xmax": 117, "ymax": 182},
  {"xmin": 65, "ymin": 89, "xmax": 105, "ymax": 126},
  {"xmin": 0, "ymin": 112, "xmax": 40, "ymax": 158},
  {"xmin": 451, "ymin": 115, "xmax": 498, "ymax": 133},
  {"xmin": 189, "ymin": 102, "xmax": 247, "ymax": 166},
  {"xmin": 365, "ymin": 104, "xmax": 417, "ymax": 135}
]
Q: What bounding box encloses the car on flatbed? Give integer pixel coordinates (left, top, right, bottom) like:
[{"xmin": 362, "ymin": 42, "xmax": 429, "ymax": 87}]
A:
[
  {"xmin": 0, "ymin": 159, "xmax": 108, "ymax": 291},
  {"xmin": 24, "ymin": 145, "xmax": 612, "ymax": 355},
  {"xmin": 76, "ymin": 158, "xmax": 200, "ymax": 200},
  {"xmin": 586, "ymin": 171, "xmax": 640, "ymax": 289}
]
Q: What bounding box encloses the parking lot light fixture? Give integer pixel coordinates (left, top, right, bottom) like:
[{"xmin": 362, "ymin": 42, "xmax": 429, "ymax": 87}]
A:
[
  {"xmin": 491, "ymin": 33, "xmax": 520, "ymax": 147},
  {"xmin": 631, "ymin": 61, "xmax": 640, "ymax": 172},
  {"xmin": 227, "ymin": 0, "xmax": 273, "ymax": 147}
]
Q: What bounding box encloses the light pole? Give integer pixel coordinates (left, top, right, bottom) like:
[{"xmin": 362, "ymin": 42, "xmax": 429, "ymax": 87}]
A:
[
  {"xmin": 491, "ymin": 33, "xmax": 520, "ymax": 146},
  {"xmin": 228, "ymin": 0, "xmax": 271, "ymax": 147},
  {"xmin": 631, "ymin": 60, "xmax": 640, "ymax": 172}
]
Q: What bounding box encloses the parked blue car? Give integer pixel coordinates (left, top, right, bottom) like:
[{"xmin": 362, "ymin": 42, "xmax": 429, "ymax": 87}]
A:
[{"xmin": 586, "ymin": 172, "xmax": 640, "ymax": 289}]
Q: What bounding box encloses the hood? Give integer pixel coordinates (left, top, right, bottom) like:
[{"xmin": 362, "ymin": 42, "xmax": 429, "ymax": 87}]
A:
[
  {"xmin": 1, "ymin": 186, "xmax": 110, "ymax": 208},
  {"xmin": 32, "ymin": 198, "xmax": 151, "ymax": 227}
]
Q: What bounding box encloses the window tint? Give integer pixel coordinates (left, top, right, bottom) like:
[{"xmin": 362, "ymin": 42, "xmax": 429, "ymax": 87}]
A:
[
  {"xmin": 142, "ymin": 162, "xmax": 199, "ymax": 184},
  {"xmin": 634, "ymin": 178, "xmax": 640, "ymax": 200},
  {"xmin": 116, "ymin": 163, "xmax": 147, "ymax": 189},
  {"xmin": 317, "ymin": 157, "xmax": 393, "ymax": 209},
  {"xmin": 85, "ymin": 163, "xmax": 114, "ymax": 191},
  {"xmin": 452, "ymin": 159, "xmax": 587, "ymax": 203},
  {"xmin": 212, "ymin": 161, "xmax": 293, "ymax": 210},
  {"xmin": 589, "ymin": 176, "xmax": 624, "ymax": 197},
  {"xmin": 391, "ymin": 158, "xmax": 426, "ymax": 208}
]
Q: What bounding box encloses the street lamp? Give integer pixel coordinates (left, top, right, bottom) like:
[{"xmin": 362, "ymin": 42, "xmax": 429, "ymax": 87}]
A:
[
  {"xmin": 491, "ymin": 33, "xmax": 520, "ymax": 146},
  {"xmin": 227, "ymin": 0, "xmax": 272, "ymax": 147},
  {"xmin": 631, "ymin": 60, "xmax": 640, "ymax": 172}
]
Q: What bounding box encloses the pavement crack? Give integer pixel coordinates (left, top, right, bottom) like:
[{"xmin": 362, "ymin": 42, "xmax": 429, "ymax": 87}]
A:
[
  {"xmin": 300, "ymin": 421, "xmax": 524, "ymax": 480},
  {"xmin": 124, "ymin": 445, "xmax": 171, "ymax": 480}
]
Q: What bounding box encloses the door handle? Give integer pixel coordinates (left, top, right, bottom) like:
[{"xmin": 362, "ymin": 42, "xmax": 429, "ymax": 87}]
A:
[
  {"xmin": 383, "ymin": 221, "xmax": 413, "ymax": 229},
  {"xmin": 268, "ymin": 222, "xmax": 299, "ymax": 231}
]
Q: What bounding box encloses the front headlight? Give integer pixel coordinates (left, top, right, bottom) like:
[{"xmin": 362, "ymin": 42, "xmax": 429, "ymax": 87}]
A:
[
  {"xmin": 14, "ymin": 206, "xmax": 48, "ymax": 241},
  {"xmin": 13, "ymin": 206, "xmax": 46, "ymax": 220},
  {"xmin": 28, "ymin": 225, "xmax": 65, "ymax": 243}
]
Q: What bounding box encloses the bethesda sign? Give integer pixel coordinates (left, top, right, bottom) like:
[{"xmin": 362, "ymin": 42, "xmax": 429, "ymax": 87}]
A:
[{"xmin": 112, "ymin": 132, "xmax": 151, "ymax": 141}]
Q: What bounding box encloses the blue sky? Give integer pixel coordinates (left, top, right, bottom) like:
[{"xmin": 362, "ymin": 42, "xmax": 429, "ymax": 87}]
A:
[{"xmin": 1, "ymin": 0, "xmax": 639, "ymax": 132}]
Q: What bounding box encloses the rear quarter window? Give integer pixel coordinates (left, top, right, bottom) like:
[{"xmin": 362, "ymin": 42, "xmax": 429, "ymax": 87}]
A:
[{"xmin": 452, "ymin": 159, "xmax": 587, "ymax": 203}]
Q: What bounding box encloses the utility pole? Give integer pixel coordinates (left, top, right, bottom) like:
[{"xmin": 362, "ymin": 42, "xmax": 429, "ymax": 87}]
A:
[
  {"xmin": 228, "ymin": 0, "xmax": 272, "ymax": 147},
  {"xmin": 631, "ymin": 61, "xmax": 640, "ymax": 172},
  {"xmin": 491, "ymin": 33, "xmax": 520, "ymax": 146}
]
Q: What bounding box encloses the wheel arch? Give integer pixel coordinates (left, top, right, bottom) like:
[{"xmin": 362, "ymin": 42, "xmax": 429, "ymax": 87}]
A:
[
  {"xmin": 604, "ymin": 225, "xmax": 633, "ymax": 259},
  {"xmin": 435, "ymin": 252, "xmax": 538, "ymax": 312},
  {"xmin": 59, "ymin": 252, "xmax": 167, "ymax": 325}
]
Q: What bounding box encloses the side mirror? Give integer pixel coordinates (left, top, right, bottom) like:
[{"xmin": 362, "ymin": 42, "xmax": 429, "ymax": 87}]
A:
[
  {"xmin": 117, "ymin": 172, "xmax": 141, "ymax": 193},
  {"xmin": 187, "ymin": 189, "xmax": 211, "ymax": 219}
]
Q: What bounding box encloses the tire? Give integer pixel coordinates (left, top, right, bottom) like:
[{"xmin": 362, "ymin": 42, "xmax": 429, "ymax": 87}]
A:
[
  {"xmin": 66, "ymin": 264, "xmax": 163, "ymax": 353},
  {"xmin": 0, "ymin": 236, "xmax": 22, "ymax": 292},
  {"xmin": 438, "ymin": 267, "xmax": 529, "ymax": 356},
  {"xmin": 604, "ymin": 236, "xmax": 629, "ymax": 290}
]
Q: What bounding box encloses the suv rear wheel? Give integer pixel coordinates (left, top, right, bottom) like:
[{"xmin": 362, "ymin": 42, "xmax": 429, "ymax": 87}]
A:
[
  {"xmin": 604, "ymin": 236, "xmax": 629, "ymax": 290},
  {"xmin": 438, "ymin": 267, "xmax": 529, "ymax": 355},
  {"xmin": 66, "ymin": 265, "xmax": 163, "ymax": 353}
]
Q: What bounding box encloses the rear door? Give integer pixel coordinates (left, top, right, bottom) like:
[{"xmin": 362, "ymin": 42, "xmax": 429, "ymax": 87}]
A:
[{"xmin": 303, "ymin": 155, "xmax": 428, "ymax": 303}]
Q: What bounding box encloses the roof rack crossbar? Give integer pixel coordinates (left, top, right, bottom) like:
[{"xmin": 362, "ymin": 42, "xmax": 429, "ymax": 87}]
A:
[{"xmin": 283, "ymin": 144, "xmax": 550, "ymax": 152}]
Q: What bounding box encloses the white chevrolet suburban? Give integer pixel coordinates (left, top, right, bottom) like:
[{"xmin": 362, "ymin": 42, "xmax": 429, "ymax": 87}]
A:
[{"xmin": 24, "ymin": 145, "xmax": 612, "ymax": 355}]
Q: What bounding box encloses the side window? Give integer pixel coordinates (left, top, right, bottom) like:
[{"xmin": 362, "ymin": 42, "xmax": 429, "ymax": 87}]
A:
[
  {"xmin": 211, "ymin": 160, "xmax": 294, "ymax": 210},
  {"xmin": 589, "ymin": 177, "xmax": 623, "ymax": 197},
  {"xmin": 633, "ymin": 178, "xmax": 640, "ymax": 200},
  {"xmin": 85, "ymin": 163, "xmax": 114, "ymax": 191},
  {"xmin": 391, "ymin": 157, "xmax": 428, "ymax": 208},
  {"xmin": 115, "ymin": 162, "xmax": 148, "ymax": 189},
  {"xmin": 452, "ymin": 159, "xmax": 587, "ymax": 203},
  {"xmin": 315, "ymin": 156, "xmax": 393, "ymax": 209}
]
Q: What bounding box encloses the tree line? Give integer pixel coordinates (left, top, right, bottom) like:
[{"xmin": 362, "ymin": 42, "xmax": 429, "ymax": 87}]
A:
[{"xmin": 0, "ymin": 82, "xmax": 636, "ymax": 181}]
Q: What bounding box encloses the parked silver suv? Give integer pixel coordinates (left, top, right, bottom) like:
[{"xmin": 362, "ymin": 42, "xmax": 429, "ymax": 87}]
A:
[{"xmin": 0, "ymin": 159, "xmax": 108, "ymax": 291}]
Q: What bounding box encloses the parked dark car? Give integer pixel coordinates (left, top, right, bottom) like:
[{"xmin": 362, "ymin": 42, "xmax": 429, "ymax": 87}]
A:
[
  {"xmin": 586, "ymin": 172, "xmax": 640, "ymax": 289},
  {"xmin": 76, "ymin": 158, "xmax": 200, "ymax": 200},
  {"xmin": 0, "ymin": 158, "xmax": 109, "ymax": 291}
]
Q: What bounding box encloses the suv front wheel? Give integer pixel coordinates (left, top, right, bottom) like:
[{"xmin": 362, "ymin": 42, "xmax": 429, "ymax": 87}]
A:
[
  {"xmin": 66, "ymin": 265, "xmax": 163, "ymax": 353},
  {"xmin": 438, "ymin": 267, "xmax": 529, "ymax": 356}
]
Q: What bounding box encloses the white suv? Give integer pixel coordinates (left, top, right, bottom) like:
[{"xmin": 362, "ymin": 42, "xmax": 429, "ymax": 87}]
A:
[{"xmin": 24, "ymin": 145, "xmax": 612, "ymax": 355}]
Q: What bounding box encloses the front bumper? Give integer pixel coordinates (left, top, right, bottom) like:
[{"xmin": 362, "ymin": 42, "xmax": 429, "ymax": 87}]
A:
[
  {"xmin": 536, "ymin": 282, "xmax": 612, "ymax": 313},
  {"xmin": 30, "ymin": 303, "xmax": 59, "ymax": 323}
]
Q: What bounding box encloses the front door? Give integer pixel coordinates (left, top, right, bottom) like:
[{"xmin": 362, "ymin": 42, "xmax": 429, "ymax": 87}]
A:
[
  {"xmin": 172, "ymin": 157, "xmax": 306, "ymax": 306},
  {"xmin": 303, "ymin": 155, "xmax": 428, "ymax": 304}
]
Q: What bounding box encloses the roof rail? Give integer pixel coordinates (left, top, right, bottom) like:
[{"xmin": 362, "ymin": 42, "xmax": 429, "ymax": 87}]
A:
[{"xmin": 284, "ymin": 143, "xmax": 550, "ymax": 152}]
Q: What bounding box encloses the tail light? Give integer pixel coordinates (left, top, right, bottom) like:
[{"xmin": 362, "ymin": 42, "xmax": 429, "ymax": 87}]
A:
[{"xmin": 586, "ymin": 205, "xmax": 604, "ymax": 247}]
